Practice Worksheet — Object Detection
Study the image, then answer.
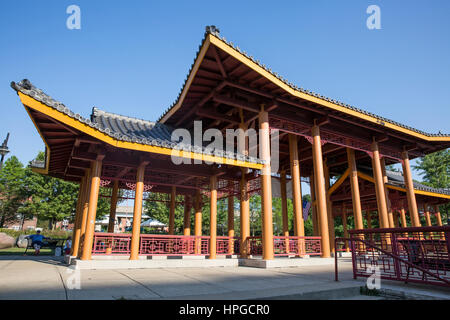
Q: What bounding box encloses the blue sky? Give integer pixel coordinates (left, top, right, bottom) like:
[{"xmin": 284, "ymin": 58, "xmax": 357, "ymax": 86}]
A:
[{"xmin": 1, "ymin": 0, "xmax": 449, "ymax": 183}]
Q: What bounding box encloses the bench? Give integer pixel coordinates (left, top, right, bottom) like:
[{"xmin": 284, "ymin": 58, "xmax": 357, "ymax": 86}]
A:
[
  {"xmin": 397, "ymin": 238, "xmax": 450, "ymax": 282},
  {"xmin": 24, "ymin": 237, "xmax": 67, "ymax": 255}
]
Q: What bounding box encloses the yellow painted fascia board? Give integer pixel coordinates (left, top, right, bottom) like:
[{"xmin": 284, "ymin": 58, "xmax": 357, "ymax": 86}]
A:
[
  {"xmin": 24, "ymin": 106, "xmax": 49, "ymax": 174},
  {"xmin": 160, "ymin": 36, "xmax": 212, "ymax": 124},
  {"xmin": 328, "ymin": 168, "xmax": 350, "ymax": 196},
  {"xmin": 357, "ymin": 171, "xmax": 450, "ymax": 200},
  {"xmin": 208, "ymin": 35, "xmax": 450, "ymax": 143},
  {"xmin": 18, "ymin": 92, "xmax": 263, "ymax": 170},
  {"xmin": 414, "ymin": 189, "xmax": 450, "ymax": 200},
  {"xmin": 31, "ymin": 167, "xmax": 49, "ymax": 175}
]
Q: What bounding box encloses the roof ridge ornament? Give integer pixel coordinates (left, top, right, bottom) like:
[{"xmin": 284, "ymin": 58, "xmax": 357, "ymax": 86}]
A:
[{"xmin": 205, "ymin": 25, "xmax": 220, "ymax": 36}]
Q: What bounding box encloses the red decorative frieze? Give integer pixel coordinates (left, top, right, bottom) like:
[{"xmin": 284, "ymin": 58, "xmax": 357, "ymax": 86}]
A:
[
  {"xmin": 269, "ymin": 115, "xmax": 402, "ymax": 161},
  {"xmin": 125, "ymin": 182, "xmax": 154, "ymax": 192},
  {"xmin": 99, "ymin": 179, "xmax": 111, "ymax": 187}
]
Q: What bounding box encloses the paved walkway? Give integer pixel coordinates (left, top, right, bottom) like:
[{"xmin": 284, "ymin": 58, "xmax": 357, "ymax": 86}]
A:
[{"xmin": 0, "ymin": 256, "xmax": 449, "ymax": 300}]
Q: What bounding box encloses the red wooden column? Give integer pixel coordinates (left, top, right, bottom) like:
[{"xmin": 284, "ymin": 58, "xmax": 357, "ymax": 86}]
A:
[
  {"xmin": 424, "ymin": 203, "xmax": 432, "ymax": 226},
  {"xmin": 289, "ymin": 134, "xmax": 305, "ymax": 256},
  {"xmin": 435, "ymin": 205, "xmax": 443, "ymax": 226},
  {"xmin": 366, "ymin": 211, "xmax": 373, "ymax": 229},
  {"xmin": 324, "ymin": 160, "xmax": 335, "ymax": 254},
  {"xmin": 238, "ymin": 123, "xmax": 250, "ymax": 258},
  {"xmin": 342, "ymin": 204, "xmax": 349, "ymax": 252},
  {"xmin": 347, "ymin": 148, "xmax": 364, "ymax": 232},
  {"xmin": 194, "ymin": 190, "xmax": 203, "ymax": 254},
  {"xmin": 400, "ymin": 207, "xmax": 408, "ymax": 228},
  {"xmin": 393, "ymin": 211, "xmax": 400, "ymax": 228},
  {"xmin": 381, "ymin": 158, "xmax": 395, "ymax": 228},
  {"xmin": 81, "ymin": 160, "xmax": 102, "ymax": 261},
  {"xmin": 183, "ymin": 195, "xmax": 192, "ymax": 236},
  {"xmin": 169, "ymin": 186, "xmax": 176, "ymax": 235},
  {"xmin": 71, "ymin": 177, "xmax": 86, "ymax": 257},
  {"xmin": 280, "ymin": 170, "xmax": 290, "ymax": 253},
  {"xmin": 107, "ymin": 180, "xmax": 119, "ymax": 233},
  {"xmin": 78, "ymin": 169, "xmax": 91, "ymax": 258},
  {"xmin": 371, "ymin": 141, "xmax": 390, "ymax": 229},
  {"xmin": 209, "ymin": 175, "xmax": 218, "ymax": 259},
  {"xmin": 259, "ymin": 108, "xmax": 274, "ymax": 260},
  {"xmin": 227, "ymin": 194, "xmax": 235, "ymax": 254},
  {"xmin": 240, "ymin": 172, "xmax": 250, "ymax": 257},
  {"xmin": 310, "ymin": 173, "xmax": 319, "ymax": 236},
  {"xmin": 312, "ymin": 124, "xmax": 330, "ymax": 258},
  {"xmin": 434, "ymin": 205, "xmax": 445, "ymax": 240},
  {"xmin": 130, "ymin": 162, "xmax": 147, "ymax": 260},
  {"xmin": 402, "ymin": 151, "xmax": 421, "ymax": 227}
]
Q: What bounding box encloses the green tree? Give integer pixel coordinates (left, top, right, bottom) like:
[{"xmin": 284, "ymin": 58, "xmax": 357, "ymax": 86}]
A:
[
  {"xmin": 18, "ymin": 152, "xmax": 111, "ymax": 229},
  {"xmin": 414, "ymin": 150, "xmax": 450, "ymax": 188},
  {"xmin": 413, "ymin": 149, "xmax": 450, "ymax": 223},
  {"xmin": 144, "ymin": 193, "xmax": 185, "ymax": 234},
  {"xmin": 19, "ymin": 167, "xmax": 78, "ymax": 229},
  {"xmin": 143, "ymin": 193, "xmax": 239, "ymax": 236},
  {"xmin": 0, "ymin": 156, "xmax": 27, "ymax": 227}
]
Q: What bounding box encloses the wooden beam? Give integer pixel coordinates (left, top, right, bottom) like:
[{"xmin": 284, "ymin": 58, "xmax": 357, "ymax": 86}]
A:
[
  {"xmin": 75, "ymin": 137, "xmax": 102, "ymax": 146},
  {"xmin": 47, "ymin": 138, "xmax": 75, "ymax": 144},
  {"xmin": 224, "ymin": 80, "xmax": 275, "ymax": 99},
  {"xmin": 278, "ymin": 98, "xmax": 328, "ymax": 115},
  {"xmin": 212, "ymin": 46, "xmax": 227, "ymax": 78},
  {"xmin": 116, "ymin": 166, "xmax": 132, "ymax": 178},
  {"xmin": 213, "ymin": 95, "xmax": 259, "ymax": 113},
  {"xmin": 72, "ymin": 150, "xmax": 97, "ymax": 161},
  {"xmin": 36, "ymin": 112, "xmax": 79, "ymax": 135},
  {"xmin": 174, "ymin": 81, "xmax": 227, "ymax": 126},
  {"xmin": 196, "ymin": 106, "xmax": 241, "ymax": 125},
  {"xmin": 316, "ymin": 116, "xmax": 330, "ymax": 127}
]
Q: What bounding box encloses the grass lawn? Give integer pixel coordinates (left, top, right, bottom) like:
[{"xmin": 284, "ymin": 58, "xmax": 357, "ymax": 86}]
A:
[{"xmin": 0, "ymin": 247, "xmax": 55, "ymax": 256}]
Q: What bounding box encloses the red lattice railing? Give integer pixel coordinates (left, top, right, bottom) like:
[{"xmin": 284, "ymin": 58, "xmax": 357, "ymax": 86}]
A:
[
  {"xmin": 140, "ymin": 234, "xmax": 209, "ymax": 255},
  {"xmin": 92, "ymin": 233, "xmax": 240, "ymax": 256},
  {"xmin": 335, "ymin": 226, "xmax": 450, "ymax": 287},
  {"xmin": 216, "ymin": 236, "xmax": 240, "ymax": 255},
  {"xmin": 92, "ymin": 233, "xmax": 321, "ymax": 257},
  {"xmin": 92, "ymin": 232, "xmax": 132, "ymax": 255},
  {"xmin": 248, "ymin": 236, "xmax": 322, "ymax": 256}
]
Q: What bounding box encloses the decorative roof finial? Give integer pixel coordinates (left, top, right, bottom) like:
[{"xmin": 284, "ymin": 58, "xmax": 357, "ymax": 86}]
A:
[{"xmin": 205, "ymin": 25, "xmax": 220, "ymax": 36}]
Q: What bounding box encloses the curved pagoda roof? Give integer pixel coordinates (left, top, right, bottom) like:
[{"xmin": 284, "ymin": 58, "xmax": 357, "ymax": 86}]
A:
[
  {"xmin": 158, "ymin": 26, "xmax": 450, "ymax": 159},
  {"xmin": 11, "ymin": 79, "xmax": 264, "ymax": 176}
]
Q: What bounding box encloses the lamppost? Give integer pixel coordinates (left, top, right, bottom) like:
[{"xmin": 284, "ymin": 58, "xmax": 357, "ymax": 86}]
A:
[{"xmin": 0, "ymin": 133, "xmax": 10, "ymax": 170}]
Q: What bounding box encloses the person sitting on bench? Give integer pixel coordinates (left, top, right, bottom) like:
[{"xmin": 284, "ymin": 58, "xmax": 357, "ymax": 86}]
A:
[
  {"xmin": 64, "ymin": 236, "xmax": 72, "ymax": 255},
  {"xmin": 27, "ymin": 230, "xmax": 48, "ymax": 255}
]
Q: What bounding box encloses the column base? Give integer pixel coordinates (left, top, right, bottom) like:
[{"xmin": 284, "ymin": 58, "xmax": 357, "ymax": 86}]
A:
[{"xmin": 239, "ymin": 256, "xmax": 334, "ymax": 269}]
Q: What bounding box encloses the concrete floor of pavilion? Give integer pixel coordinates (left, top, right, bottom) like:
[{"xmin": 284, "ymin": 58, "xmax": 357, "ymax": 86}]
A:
[{"xmin": 1, "ymin": 256, "xmax": 449, "ymax": 300}]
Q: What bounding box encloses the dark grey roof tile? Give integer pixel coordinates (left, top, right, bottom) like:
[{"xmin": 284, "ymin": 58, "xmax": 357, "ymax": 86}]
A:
[
  {"xmin": 157, "ymin": 28, "xmax": 450, "ymax": 138},
  {"xmin": 11, "ymin": 79, "xmax": 261, "ymax": 165},
  {"xmin": 385, "ymin": 170, "xmax": 450, "ymax": 196}
]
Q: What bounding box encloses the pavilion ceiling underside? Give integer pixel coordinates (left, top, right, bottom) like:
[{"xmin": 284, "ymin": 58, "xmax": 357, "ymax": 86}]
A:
[
  {"xmin": 29, "ymin": 109, "xmax": 264, "ymax": 196},
  {"xmin": 25, "ymin": 103, "xmax": 450, "ymax": 208},
  {"xmin": 96, "ymin": 159, "xmax": 264, "ymax": 198},
  {"xmin": 28, "ymin": 108, "xmax": 77, "ymax": 178},
  {"xmin": 330, "ymin": 173, "xmax": 448, "ymax": 216},
  {"xmin": 67, "ymin": 149, "xmax": 254, "ymax": 196},
  {"xmin": 163, "ymin": 38, "xmax": 449, "ymax": 172}
]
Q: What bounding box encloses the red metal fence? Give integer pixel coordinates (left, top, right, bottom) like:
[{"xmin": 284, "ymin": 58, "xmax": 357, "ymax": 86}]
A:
[{"xmin": 335, "ymin": 226, "xmax": 450, "ymax": 287}]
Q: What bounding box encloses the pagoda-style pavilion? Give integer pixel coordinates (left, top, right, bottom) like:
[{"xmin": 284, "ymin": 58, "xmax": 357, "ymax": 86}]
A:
[{"xmin": 11, "ymin": 26, "xmax": 450, "ymax": 263}]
